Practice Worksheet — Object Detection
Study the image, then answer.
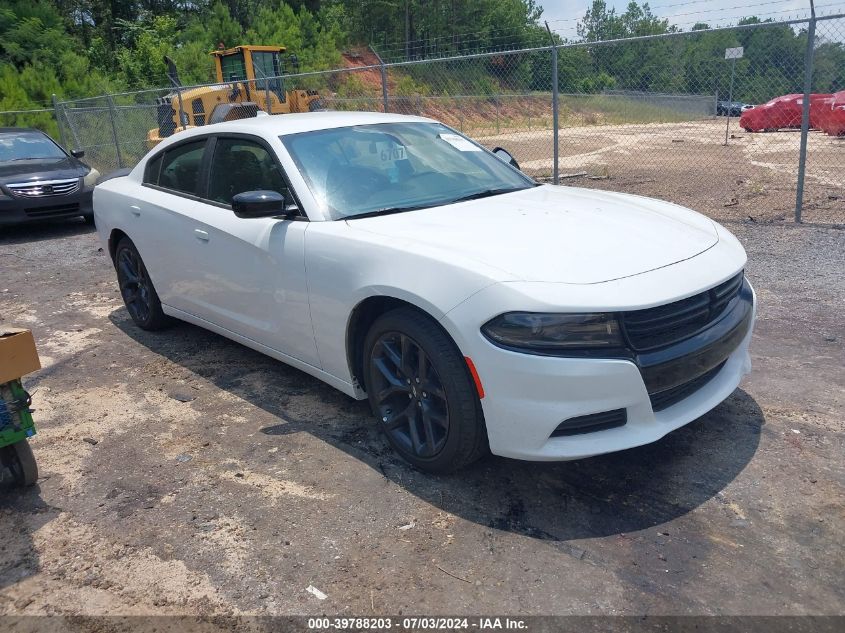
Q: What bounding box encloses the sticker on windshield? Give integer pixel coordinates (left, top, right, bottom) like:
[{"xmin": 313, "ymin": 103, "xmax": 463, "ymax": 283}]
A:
[
  {"xmin": 438, "ymin": 133, "xmax": 482, "ymax": 152},
  {"xmin": 380, "ymin": 145, "xmax": 406, "ymax": 161}
]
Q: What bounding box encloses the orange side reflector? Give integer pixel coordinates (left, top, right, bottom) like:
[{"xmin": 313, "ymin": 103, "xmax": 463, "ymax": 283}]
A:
[{"xmin": 464, "ymin": 356, "xmax": 485, "ymax": 399}]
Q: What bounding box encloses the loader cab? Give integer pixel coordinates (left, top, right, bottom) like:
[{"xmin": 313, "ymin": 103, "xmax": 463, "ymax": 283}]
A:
[{"xmin": 212, "ymin": 45, "xmax": 290, "ymax": 103}]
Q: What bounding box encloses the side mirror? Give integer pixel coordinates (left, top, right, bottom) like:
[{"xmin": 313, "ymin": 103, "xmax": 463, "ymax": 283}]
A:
[
  {"xmin": 492, "ymin": 147, "xmax": 520, "ymax": 170},
  {"xmin": 232, "ymin": 190, "xmax": 289, "ymax": 219},
  {"xmin": 71, "ymin": 149, "xmax": 85, "ymax": 159}
]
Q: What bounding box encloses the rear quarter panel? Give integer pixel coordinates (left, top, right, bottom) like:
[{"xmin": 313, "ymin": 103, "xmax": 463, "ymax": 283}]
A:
[{"xmin": 93, "ymin": 177, "xmax": 133, "ymax": 254}]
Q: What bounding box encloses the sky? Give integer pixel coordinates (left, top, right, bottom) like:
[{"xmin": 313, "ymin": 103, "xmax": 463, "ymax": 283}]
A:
[{"xmin": 539, "ymin": 0, "xmax": 845, "ymax": 39}]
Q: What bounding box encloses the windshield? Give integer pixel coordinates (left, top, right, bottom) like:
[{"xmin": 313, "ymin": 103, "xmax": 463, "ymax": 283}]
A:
[
  {"xmin": 280, "ymin": 122, "xmax": 534, "ymax": 219},
  {"xmin": 0, "ymin": 132, "xmax": 66, "ymax": 163}
]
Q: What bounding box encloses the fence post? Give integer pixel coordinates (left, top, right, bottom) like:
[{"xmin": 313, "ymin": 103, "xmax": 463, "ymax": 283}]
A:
[
  {"xmin": 106, "ymin": 94, "xmax": 123, "ymax": 169},
  {"xmin": 175, "ymin": 89, "xmax": 187, "ymax": 132},
  {"xmin": 495, "ymin": 97, "xmax": 500, "ymax": 134},
  {"xmin": 795, "ymin": 3, "xmax": 817, "ymax": 223},
  {"xmin": 545, "ymin": 22, "xmax": 559, "ymax": 185},
  {"xmin": 371, "ymin": 45, "xmax": 389, "ymax": 113},
  {"xmin": 51, "ymin": 94, "xmax": 68, "ymax": 149},
  {"xmin": 62, "ymin": 101, "xmax": 83, "ymax": 152},
  {"xmin": 724, "ymin": 58, "xmax": 737, "ymax": 145}
]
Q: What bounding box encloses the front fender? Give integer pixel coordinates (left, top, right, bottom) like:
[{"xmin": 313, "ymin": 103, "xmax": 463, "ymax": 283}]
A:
[{"xmin": 304, "ymin": 221, "xmax": 510, "ymax": 384}]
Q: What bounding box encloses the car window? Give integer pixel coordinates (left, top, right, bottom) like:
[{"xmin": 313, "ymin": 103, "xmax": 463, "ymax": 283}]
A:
[
  {"xmin": 143, "ymin": 153, "xmax": 163, "ymax": 185},
  {"xmin": 0, "ymin": 131, "xmax": 66, "ymax": 163},
  {"xmin": 207, "ymin": 138, "xmax": 287, "ymax": 205},
  {"xmin": 281, "ymin": 122, "xmax": 533, "ymax": 219},
  {"xmin": 158, "ymin": 140, "xmax": 207, "ymax": 195}
]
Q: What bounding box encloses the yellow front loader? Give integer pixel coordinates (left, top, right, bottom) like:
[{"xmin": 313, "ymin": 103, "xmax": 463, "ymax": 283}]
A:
[{"xmin": 146, "ymin": 45, "xmax": 323, "ymax": 148}]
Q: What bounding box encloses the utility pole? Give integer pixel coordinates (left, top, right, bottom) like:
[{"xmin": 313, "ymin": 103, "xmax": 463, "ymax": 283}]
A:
[{"xmin": 405, "ymin": 0, "xmax": 411, "ymax": 60}]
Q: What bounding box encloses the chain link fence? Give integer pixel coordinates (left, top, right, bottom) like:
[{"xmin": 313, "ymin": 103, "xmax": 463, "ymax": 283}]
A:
[{"xmin": 5, "ymin": 14, "xmax": 843, "ymax": 225}]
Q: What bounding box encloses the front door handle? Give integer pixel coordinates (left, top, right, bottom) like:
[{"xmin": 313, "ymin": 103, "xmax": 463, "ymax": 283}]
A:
[
  {"xmin": 194, "ymin": 229, "xmax": 210, "ymax": 242},
  {"xmin": 130, "ymin": 205, "xmax": 141, "ymax": 216}
]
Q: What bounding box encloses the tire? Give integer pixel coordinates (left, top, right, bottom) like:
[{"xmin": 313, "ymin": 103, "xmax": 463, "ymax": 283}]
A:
[
  {"xmin": 114, "ymin": 237, "xmax": 171, "ymax": 330},
  {"xmin": 363, "ymin": 307, "xmax": 488, "ymax": 473},
  {"xmin": 0, "ymin": 440, "xmax": 38, "ymax": 487}
]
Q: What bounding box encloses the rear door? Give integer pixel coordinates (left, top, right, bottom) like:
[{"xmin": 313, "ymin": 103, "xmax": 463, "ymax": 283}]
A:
[
  {"xmin": 176, "ymin": 134, "xmax": 319, "ymax": 366},
  {"xmin": 132, "ymin": 136, "xmax": 213, "ymax": 310}
]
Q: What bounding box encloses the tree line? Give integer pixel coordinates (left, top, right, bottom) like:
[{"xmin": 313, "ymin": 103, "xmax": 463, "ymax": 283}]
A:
[{"xmin": 1, "ymin": 0, "xmax": 842, "ymax": 115}]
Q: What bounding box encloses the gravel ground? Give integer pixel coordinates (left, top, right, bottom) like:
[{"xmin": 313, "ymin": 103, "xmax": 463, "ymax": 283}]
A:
[{"xmin": 0, "ymin": 207, "xmax": 843, "ymax": 618}]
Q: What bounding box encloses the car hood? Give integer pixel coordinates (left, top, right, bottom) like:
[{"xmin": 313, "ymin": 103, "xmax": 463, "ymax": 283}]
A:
[
  {"xmin": 346, "ymin": 185, "xmax": 719, "ymax": 284},
  {"xmin": 0, "ymin": 157, "xmax": 87, "ymax": 183}
]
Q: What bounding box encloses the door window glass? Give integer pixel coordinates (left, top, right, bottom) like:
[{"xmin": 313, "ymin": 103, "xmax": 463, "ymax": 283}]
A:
[
  {"xmin": 159, "ymin": 140, "xmax": 206, "ymax": 195},
  {"xmin": 208, "ymin": 138, "xmax": 287, "ymax": 204}
]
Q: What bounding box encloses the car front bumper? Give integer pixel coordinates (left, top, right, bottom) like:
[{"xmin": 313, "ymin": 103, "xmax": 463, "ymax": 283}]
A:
[
  {"xmin": 442, "ymin": 268, "xmax": 756, "ymax": 461},
  {"xmin": 0, "ymin": 189, "xmax": 93, "ymax": 225}
]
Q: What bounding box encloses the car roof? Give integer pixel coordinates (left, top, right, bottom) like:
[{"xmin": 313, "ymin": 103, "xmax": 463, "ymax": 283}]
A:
[
  {"xmin": 160, "ymin": 111, "xmax": 436, "ymax": 147},
  {"xmin": 0, "ymin": 127, "xmax": 43, "ymax": 134}
]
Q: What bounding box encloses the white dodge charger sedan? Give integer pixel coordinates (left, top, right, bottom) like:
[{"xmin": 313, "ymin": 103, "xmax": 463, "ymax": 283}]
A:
[{"xmin": 94, "ymin": 111, "xmax": 755, "ymax": 472}]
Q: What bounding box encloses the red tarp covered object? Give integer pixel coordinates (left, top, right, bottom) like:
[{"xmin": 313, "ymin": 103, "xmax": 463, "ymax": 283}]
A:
[
  {"xmin": 815, "ymin": 90, "xmax": 845, "ymax": 136},
  {"xmin": 739, "ymin": 93, "xmax": 833, "ymax": 132}
]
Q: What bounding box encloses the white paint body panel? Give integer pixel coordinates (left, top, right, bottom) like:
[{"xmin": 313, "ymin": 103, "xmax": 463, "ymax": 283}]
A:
[{"xmin": 94, "ymin": 112, "xmax": 754, "ymax": 461}]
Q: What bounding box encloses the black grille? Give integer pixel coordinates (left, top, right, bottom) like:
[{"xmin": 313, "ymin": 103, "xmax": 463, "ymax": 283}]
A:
[
  {"xmin": 649, "ymin": 361, "xmax": 726, "ymax": 412},
  {"xmin": 551, "ymin": 408, "xmax": 627, "ymax": 437},
  {"xmin": 622, "ymin": 272, "xmax": 744, "ymax": 351},
  {"xmin": 24, "ymin": 203, "xmax": 81, "ymax": 218}
]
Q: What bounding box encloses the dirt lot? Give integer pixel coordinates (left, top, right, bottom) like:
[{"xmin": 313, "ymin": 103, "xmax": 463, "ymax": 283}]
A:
[
  {"xmin": 478, "ymin": 119, "xmax": 845, "ymax": 226},
  {"xmin": 0, "ymin": 171, "xmax": 843, "ymax": 618}
]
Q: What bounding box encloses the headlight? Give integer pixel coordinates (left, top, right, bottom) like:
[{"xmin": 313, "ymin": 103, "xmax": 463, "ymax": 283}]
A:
[
  {"xmin": 83, "ymin": 168, "xmax": 100, "ymax": 188},
  {"xmin": 481, "ymin": 312, "xmax": 623, "ymax": 351}
]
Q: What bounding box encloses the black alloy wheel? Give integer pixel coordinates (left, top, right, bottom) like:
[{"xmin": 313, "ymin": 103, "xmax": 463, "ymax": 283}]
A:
[
  {"xmin": 114, "ymin": 238, "xmax": 170, "ymax": 330},
  {"xmin": 363, "ymin": 307, "xmax": 488, "ymax": 473},
  {"xmin": 370, "ymin": 331, "xmax": 450, "ymax": 459}
]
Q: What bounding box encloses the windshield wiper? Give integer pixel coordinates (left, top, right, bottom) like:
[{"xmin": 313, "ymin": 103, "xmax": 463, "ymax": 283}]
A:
[
  {"xmin": 445, "ymin": 186, "xmax": 532, "ymax": 205},
  {"xmin": 345, "ymin": 203, "xmax": 436, "ymax": 220},
  {"xmin": 344, "ymin": 184, "xmax": 537, "ymax": 220}
]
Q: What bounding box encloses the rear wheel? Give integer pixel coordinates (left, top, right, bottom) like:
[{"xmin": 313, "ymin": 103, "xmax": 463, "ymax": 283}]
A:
[
  {"xmin": 115, "ymin": 237, "xmax": 171, "ymax": 330},
  {"xmin": 363, "ymin": 308, "xmax": 488, "ymax": 473}
]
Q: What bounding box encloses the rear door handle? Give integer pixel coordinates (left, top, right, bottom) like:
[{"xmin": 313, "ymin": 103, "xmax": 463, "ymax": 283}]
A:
[
  {"xmin": 194, "ymin": 229, "xmax": 210, "ymax": 242},
  {"xmin": 129, "ymin": 205, "xmax": 141, "ymax": 216}
]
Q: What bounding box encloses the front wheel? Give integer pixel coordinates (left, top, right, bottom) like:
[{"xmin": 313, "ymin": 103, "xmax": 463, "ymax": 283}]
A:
[{"xmin": 363, "ymin": 308, "xmax": 488, "ymax": 473}]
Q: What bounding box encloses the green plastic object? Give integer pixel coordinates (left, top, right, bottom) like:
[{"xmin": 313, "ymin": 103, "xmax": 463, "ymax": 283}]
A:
[{"xmin": 0, "ymin": 379, "xmax": 36, "ymax": 449}]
